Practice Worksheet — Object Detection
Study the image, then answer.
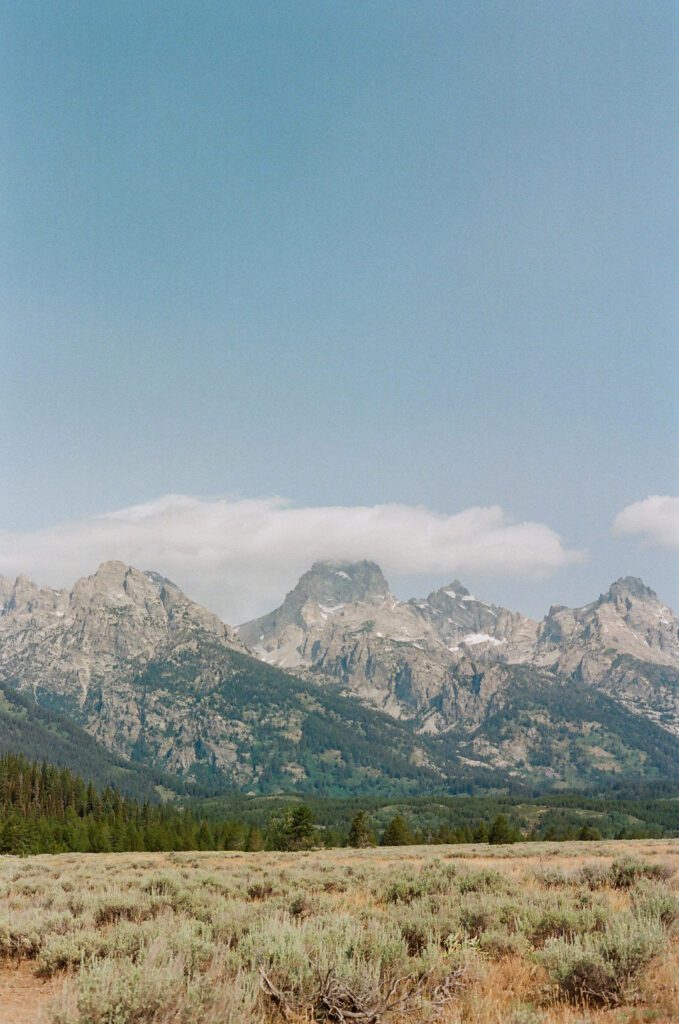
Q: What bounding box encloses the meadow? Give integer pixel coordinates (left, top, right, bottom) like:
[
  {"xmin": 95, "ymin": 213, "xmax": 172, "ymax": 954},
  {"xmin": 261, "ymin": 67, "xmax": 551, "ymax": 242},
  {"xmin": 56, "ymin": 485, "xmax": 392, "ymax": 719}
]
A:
[{"xmin": 0, "ymin": 839, "xmax": 677, "ymax": 1024}]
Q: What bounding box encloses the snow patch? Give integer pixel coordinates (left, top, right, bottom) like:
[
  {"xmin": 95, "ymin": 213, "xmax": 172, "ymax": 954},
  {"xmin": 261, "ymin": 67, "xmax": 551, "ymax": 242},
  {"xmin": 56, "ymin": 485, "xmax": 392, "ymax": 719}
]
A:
[
  {"xmin": 461, "ymin": 633, "xmax": 504, "ymax": 647},
  {"xmin": 319, "ymin": 604, "xmax": 345, "ymax": 615}
]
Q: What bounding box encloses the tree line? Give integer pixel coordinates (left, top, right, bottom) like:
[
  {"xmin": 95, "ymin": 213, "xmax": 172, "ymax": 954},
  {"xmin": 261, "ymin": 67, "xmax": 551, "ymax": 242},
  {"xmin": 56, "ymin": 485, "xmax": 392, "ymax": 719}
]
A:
[{"xmin": 0, "ymin": 754, "xmax": 669, "ymax": 856}]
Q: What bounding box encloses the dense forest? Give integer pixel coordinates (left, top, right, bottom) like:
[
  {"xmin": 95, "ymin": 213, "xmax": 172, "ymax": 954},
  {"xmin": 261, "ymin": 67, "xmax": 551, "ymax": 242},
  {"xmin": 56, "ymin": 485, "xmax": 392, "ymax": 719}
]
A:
[{"xmin": 1, "ymin": 754, "xmax": 678, "ymax": 856}]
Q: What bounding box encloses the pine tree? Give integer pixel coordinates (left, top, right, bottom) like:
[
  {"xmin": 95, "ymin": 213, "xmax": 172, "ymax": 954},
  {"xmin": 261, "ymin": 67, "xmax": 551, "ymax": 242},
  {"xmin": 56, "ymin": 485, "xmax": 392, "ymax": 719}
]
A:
[
  {"xmin": 381, "ymin": 815, "xmax": 414, "ymax": 846},
  {"xmin": 472, "ymin": 820, "xmax": 489, "ymax": 843},
  {"xmin": 286, "ymin": 805, "xmax": 316, "ymax": 850},
  {"xmin": 244, "ymin": 825, "xmax": 264, "ymax": 852},
  {"xmin": 488, "ymin": 814, "xmax": 519, "ymax": 845},
  {"xmin": 349, "ymin": 811, "xmax": 375, "ymax": 848}
]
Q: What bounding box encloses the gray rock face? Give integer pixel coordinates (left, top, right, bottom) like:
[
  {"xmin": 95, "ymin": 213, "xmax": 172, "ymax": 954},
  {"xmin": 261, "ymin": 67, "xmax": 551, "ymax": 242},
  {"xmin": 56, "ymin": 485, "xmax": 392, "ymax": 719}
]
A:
[
  {"xmin": 0, "ymin": 561, "xmax": 490, "ymax": 791},
  {"xmin": 0, "ymin": 560, "xmax": 243, "ymax": 728},
  {"xmin": 238, "ymin": 561, "xmax": 542, "ymax": 729},
  {"xmin": 535, "ymin": 577, "xmax": 679, "ymax": 674},
  {"xmin": 238, "ymin": 563, "xmax": 679, "ymax": 738},
  {"xmin": 1, "ymin": 559, "xmax": 677, "ymax": 788},
  {"xmin": 238, "ymin": 561, "xmax": 461, "ymax": 716}
]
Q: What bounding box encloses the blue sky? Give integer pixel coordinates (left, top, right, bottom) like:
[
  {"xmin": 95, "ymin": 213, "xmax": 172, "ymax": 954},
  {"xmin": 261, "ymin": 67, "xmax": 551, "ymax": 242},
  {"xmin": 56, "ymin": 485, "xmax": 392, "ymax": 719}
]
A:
[{"xmin": 2, "ymin": 1, "xmax": 677, "ymax": 621}]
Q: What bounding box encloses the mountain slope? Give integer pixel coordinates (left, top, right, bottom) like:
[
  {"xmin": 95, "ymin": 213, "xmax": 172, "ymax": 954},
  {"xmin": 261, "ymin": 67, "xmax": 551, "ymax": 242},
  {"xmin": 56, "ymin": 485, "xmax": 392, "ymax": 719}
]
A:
[
  {"xmin": 2, "ymin": 560, "xmax": 677, "ymax": 793},
  {"xmin": 0, "ymin": 562, "xmax": 480, "ymax": 794},
  {"xmin": 239, "ymin": 563, "xmax": 679, "ymax": 749},
  {"xmin": 0, "ymin": 679, "xmax": 184, "ymax": 801},
  {"xmin": 433, "ymin": 665, "xmax": 679, "ymax": 785},
  {"xmin": 238, "ymin": 561, "xmax": 532, "ymax": 718}
]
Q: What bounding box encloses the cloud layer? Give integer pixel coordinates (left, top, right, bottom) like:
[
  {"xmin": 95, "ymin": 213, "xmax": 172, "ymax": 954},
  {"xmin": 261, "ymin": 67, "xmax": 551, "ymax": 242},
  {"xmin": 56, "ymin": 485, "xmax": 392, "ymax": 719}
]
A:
[
  {"xmin": 0, "ymin": 495, "xmax": 583, "ymax": 623},
  {"xmin": 613, "ymin": 495, "xmax": 679, "ymax": 550}
]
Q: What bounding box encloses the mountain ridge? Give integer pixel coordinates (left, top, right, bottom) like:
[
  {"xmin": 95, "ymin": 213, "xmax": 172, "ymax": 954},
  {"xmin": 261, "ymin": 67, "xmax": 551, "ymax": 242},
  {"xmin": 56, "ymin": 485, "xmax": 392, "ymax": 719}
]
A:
[
  {"xmin": 240, "ymin": 561, "xmax": 679, "ymax": 742},
  {"xmin": 1, "ymin": 559, "xmax": 677, "ymax": 793}
]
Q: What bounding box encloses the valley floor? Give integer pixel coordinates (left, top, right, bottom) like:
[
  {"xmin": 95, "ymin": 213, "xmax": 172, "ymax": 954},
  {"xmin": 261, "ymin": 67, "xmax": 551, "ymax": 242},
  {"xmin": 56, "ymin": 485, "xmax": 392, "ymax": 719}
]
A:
[{"xmin": 1, "ymin": 839, "xmax": 678, "ymax": 1023}]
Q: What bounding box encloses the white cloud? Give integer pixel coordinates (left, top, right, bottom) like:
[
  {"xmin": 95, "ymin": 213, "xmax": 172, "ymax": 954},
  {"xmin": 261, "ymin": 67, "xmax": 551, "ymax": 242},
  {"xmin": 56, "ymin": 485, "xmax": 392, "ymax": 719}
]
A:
[
  {"xmin": 613, "ymin": 495, "xmax": 679, "ymax": 550},
  {"xmin": 0, "ymin": 495, "xmax": 583, "ymax": 623}
]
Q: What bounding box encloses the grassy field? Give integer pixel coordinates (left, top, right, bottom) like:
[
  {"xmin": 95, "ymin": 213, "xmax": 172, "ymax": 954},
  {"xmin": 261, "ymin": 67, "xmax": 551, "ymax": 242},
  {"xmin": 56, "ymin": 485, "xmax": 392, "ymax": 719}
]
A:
[{"xmin": 0, "ymin": 840, "xmax": 677, "ymax": 1024}]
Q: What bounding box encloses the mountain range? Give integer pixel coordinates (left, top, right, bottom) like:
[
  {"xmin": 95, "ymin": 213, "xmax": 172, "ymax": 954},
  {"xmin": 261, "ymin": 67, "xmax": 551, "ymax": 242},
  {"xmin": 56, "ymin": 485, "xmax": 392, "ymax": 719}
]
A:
[{"xmin": 1, "ymin": 559, "xmax": 677, "ymax": 796}]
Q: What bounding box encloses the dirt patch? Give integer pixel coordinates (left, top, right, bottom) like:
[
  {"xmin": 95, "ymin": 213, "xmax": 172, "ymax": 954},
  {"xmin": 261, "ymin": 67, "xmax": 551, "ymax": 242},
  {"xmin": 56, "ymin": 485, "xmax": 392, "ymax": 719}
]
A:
[{"xmin": 0, "ymin": 964, "xmax": 60, "ymax": 1024}]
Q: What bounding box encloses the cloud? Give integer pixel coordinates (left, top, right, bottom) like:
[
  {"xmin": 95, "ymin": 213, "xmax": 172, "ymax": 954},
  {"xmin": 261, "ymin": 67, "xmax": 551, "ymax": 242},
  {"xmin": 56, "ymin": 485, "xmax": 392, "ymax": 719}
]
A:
[
  {"xmin": 613, "ymin": 495, "xmax": 679, "ymax": 550},
  {"xmin": 0, "ymin": 495, "xmax": 583, "ymax": 623}
]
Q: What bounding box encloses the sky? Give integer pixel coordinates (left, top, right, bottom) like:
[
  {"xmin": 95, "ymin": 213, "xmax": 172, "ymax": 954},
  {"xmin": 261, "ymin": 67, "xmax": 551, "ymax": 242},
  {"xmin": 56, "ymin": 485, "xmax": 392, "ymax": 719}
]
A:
[{"xmin": 2, "ymin": 1, "xmax": 678, "ymax": 623}]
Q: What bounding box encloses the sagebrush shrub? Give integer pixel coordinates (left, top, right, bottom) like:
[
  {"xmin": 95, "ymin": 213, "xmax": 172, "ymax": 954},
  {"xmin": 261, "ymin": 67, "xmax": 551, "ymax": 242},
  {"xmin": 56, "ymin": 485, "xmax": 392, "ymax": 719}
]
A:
[
  {"xmin": 609, "ymin": 857, "xmax": 674, "ymax": 889},
  {"xmin": 630, "ymin": 879, "xmax": 679, "ymax": 926},
  {"xmin": 538, "ymin": 914, "xmax": 665, "ymax": 1006}
]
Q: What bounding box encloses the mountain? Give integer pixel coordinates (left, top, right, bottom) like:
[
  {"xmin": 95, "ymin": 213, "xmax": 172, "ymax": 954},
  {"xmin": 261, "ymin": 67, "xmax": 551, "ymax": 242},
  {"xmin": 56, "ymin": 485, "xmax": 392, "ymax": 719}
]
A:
[
  {"xmin": 0, "ymin": 678, "xmax": 187, "ymax": 801},
  {"xmin": 238, "ymin": 562, "xmax": 679, "ymax": 780},
  {"xmin": 1, "ymin": 560, "xmax": 677, "ymax": 793},
  {"xmin": 238, "ymin": 561, "xmax": 454, "ymax": 716},
  {"xmin": 0, "ymin": 562, "xmax": 481, "ymax": 795},
  {"xmin": 238, "ymin": 561, "xmax": 541, "ymax": 722},
  {"xmin": 535, "ymin": 577, "xmax": 679, "ymax": 674}
]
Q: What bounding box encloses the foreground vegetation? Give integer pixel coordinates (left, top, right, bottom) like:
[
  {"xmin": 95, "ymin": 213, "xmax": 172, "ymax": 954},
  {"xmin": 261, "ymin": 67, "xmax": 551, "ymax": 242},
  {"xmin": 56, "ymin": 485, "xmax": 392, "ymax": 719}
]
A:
[{"xmin": 0, "ymin": 840, "xmax": 677, "ymax": 1023}]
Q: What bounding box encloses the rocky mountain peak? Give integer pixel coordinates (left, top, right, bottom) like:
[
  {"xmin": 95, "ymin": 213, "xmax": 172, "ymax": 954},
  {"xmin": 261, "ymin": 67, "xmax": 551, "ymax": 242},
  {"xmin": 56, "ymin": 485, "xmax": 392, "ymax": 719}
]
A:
[
  {"xmin": 423, "ymin": 580, "xmax": 474, "ymax": 608},
  {"xmin": 289, "ymin": 560, "xmax": 391, "ymax": 608},
  {"xmin": 72, "ymin": 560, "xmax": 161, "ymax": 608},
  {"xmin": 0, "ymin": 562, "xmax": 243, "ymax": 710},
  {"xmin": 603, "ymin": 577, "xmax": 658, "ymax": 604},
  {"xmin": 0, "ymin": 576, "xmax": 14, "ymax": 608},
  {"xmin": 5, "ymin": 575, "xmax": 41, "ymax": 611}
]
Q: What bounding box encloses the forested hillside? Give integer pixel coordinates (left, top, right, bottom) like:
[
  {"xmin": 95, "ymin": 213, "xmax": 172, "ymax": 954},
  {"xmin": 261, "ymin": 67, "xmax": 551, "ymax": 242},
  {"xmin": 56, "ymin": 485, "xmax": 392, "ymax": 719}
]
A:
[
  {"xmin": 0, "ymin": 680, "xmax": 189, "ymax": 801},
  {"xmin": 2, "ymin": 753, "xmax": 678, "ymax": 857},
  {"xmin": 0, "ymin": 754, "xmax": 247, "ymax": 855}
]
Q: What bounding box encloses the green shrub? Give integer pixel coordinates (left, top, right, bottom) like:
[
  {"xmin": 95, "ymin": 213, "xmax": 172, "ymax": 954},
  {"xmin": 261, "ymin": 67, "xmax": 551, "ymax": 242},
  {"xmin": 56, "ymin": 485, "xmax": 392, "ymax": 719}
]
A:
[
  {"xmin": 457, "ymin": 869, "xmax": 512, "ymax": 895},
  {"xmin": 478, "ymin": 928, "xmax": 528, "ymax": 960},
  {"xmin": 51, "ymin": 950, "xmax": 262, "ymax": 1024},
  {"xmin": 459, "ymin": 903, "xmax": 497, "ymax": 938},
  {"xmin": 609, "ymin": 857, "xmax": 674, "ymax": 889},
  {"xmin": 38, "ymin": 930, "xmax": 108, "ymax": 974},
  {"xmin": 532, "ymin": 867, "xmax": 570, "ymax": 889},
  {"xmin": 537, "ymin": 915, "xmax": 665, "ymax": 1006},
  {"xmin": 141, "ymin": 874, "xmax": 180, "ymax": 897},
  {"xmin": 246, "ymin": 881, "xmax": 274, "ymax": 901},
  {"xmin": 630, "ymin": 880, "xmax": 679, "ymax": 926},
  {"xmin": 0, "ymin": 910, "xmax": 70, "ymax": 959},
  {"xmin": 573, "ymin": 863, "xmax": 610, "ymax": 890},
  {"xmin": 382, "ymin": 875, "xmax": 428, "ymax": 904},
  {"xmin": 93, "ymin": 895, "xmax": 143, "ymax": 926},
  {"xmin": 527, "ymin": 906, "xmax": 608, "ymax": 948}
]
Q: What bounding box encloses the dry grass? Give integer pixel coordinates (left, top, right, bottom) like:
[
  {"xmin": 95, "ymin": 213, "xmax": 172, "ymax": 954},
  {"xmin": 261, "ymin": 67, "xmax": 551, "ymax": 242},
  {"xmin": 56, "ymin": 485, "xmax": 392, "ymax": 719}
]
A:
[{"xmin": 0, "ymin": 839, "xmax": 676, "ymax": 1023}]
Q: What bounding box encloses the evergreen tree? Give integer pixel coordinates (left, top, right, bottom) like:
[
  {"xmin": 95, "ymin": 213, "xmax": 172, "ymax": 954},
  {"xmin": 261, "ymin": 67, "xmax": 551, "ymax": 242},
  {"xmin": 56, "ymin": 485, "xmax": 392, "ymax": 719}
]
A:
[
  {"xmin": 244, "ymin": 825, "xmax": 264, "ymax": 852},
  {"xmin": 381, "ymin": 815, "xmax": 414, "ymax": 846},
  {"xmin": 472, "ymin": 820, "xmax": 490, "ymax": 843},
  {"xmin": 348, "ymin": 811, "xmax": 375, "ymax": 848},
  {"xmin": 488, "ymin": 814, "xmax": 519, "ymax": 845},
  {"xmin": 286, "ymin": 805, "xmax": 316, "ymax": 850}
]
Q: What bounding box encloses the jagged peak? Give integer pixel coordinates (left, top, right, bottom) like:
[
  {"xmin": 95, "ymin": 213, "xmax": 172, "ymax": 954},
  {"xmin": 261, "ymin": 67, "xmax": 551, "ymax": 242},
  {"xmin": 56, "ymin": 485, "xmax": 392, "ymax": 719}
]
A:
[
  {"xmin": 89, "ymin": 560, "xmax": 136, "ymax": 578},
  {"xmin": 288, "ymin": 559, "xmax": 390, "ymax": 607},
  {"xmin": 0, "ymin": 574, "xmax": 35, "ymax": 611},
  {"xmin": 143, "ymin": 570, "xmax": 177, "ymax": 589},
  {"xmin": 427, "ymin": 579, "xmax": 472, "ymax": 602},
  {"xmin": 70, "ymin": 561, "xmax": 177, "ymax": 609},
  {"xmin": 602, "ymin": 577, "xmax": 658, "ymax": 603},
  {"xmin": 8, "ymin": 574, "xmax": 40, "ymax": 599}
]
